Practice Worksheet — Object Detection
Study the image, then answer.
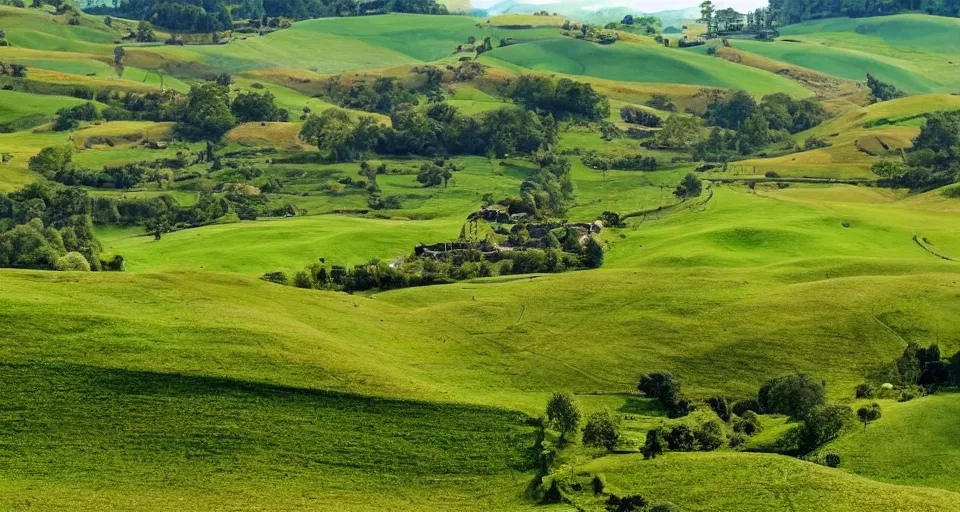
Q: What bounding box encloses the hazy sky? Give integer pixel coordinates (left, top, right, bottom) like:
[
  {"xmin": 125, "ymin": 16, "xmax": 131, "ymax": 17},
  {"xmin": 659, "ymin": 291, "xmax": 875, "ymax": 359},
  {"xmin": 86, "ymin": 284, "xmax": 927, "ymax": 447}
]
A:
[{"xmin": 475, "ymin": 0, "xmax": 768, "ymax": 12}]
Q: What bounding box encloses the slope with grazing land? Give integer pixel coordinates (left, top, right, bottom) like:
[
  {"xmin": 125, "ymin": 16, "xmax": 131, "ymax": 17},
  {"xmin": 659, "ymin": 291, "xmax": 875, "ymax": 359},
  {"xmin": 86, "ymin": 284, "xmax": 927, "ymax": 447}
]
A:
[{"xmin": 2, "ymin": 4, "xmax": 960, "ymax": 511}]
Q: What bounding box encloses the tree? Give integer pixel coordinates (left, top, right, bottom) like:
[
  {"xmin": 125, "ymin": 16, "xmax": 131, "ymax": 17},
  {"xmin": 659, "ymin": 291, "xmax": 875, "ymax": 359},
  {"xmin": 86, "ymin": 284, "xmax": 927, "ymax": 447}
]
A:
[
  {"xmin": 949, "ymin": 350, "xmax": 960, "ymax": 386},
  {"xmin": 674, "ymin": 173, "xmax": 703, "ymax": 199},
  {"xmin": 583, "ymin": 236, "xmax": 604, "ymax": 268},
  {"xmin": 299, "ymin": 108, "xmax": 358, "ymax": 162},
  {"xmin": 856, "ymin": 402, "xmax": 881, "ymax": 431},
  {"xmin": 231, "ymin": 91, "xmax": 288, "ymax": 123},
  {"xmin": 113, "ymin": 46, "xmax": 125, "ymax": 76},
  {"xmin": 641, "ymin": 427, "xmax": 666, "ymax": 459},
  {"xmin": 825, "ymin": 453, "xmax": 841, "ymax": 468},
  {"xmin": 606, "ymin": 494, "xmax": 648, "ymax": 512},
  {"xmin": 798, "ymin": 404, "xmax": 853, "ymax": 452},
  {"xmin": 27, "ymin": 145, "xmax": 72, "ymax": 177},
  {"xmin": 582, "ymin": 409, "xmax": 621, "ymax": 451},
  {"xmin": 758, "ymin": 374, "xmax": 826, "ymax": 419},
  {"xmin": 173, "ymin": 83, "xmax": 236, "ymax": 141},
  {"xmin": 104, "ymin": 15, "xmax": 112, "ymax": 26},
  {"xmin": 136, "ymin": 20, "xmax": 156, "ymax": 43},
  {"xmin": 700, "ymin": 0, "xmax": 714, "ymax": 24},
  {"xmin": 545, "ymin": 391, "xmax": 582, "ymax": 441},
  {"xmin": 866, "ymin": 73, "xmax": 904, "ymax": 103},
  {"xmin": 694, "ymin": 420, "xmax": 725, "ymax": 451},
  {"xmin": 655, "ymin": 115, "xmax": 700, "ymax": 149},
  {"xmin": 665, "ymin": 424, "xmax": 696, "ymax": 451}
]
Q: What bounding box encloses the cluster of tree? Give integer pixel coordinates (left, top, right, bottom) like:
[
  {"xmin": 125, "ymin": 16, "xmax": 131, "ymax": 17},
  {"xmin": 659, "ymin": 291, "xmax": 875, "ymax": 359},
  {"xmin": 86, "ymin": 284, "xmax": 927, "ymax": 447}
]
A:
[
  {"xmin": 692, "ymin": 91, "xmax": 827, "ymax": 158},
  {"xmin": 0, "ymin": 181, "xmax": 118, "ymax": 271},
  {"xmin": 231, "ymin": 90, "xmax": 289, "ymax": 123},
  {"xmin": 321, "ymin": 75, "xmax": 420, "ymax": 115},
  {"xmin": 582, "ymin": 152, "xmax": 658, "ymax": 172},
  {"xmin": 866, "ymin": 73, "xmax": 905, "ymax": 103},
  {"xmin": 637, "ymin": 372, "xmax": 693, "ymax": 418},
  {"xmin": 767, "ymin": 0, "xmax": 959, "ymax": 26},
  {"xmin": 501, "ymin": 75, "xmax": 610, "ymax": 121},
  {"xmin": 620, "ymin": 106, "xmax": 661, "ymax": 127},
  {"xmin": 94, "ymin": 0, "xmax": 448, "ymax": 32},
  {"xmin": 756, "ymin": 374, "xmax": 855, "ymax": 453},
  {"xmin": 415, "ymin": 160, "xmax": 458, "ymax": 187},
  {"xmin": 515, "ymin": 150, "xmax": 575, "ymax": 218},
  {"xmin": 52, "ymin": 102, "xmax": 100, "ymax": 131},
  {"xmin": 858, "ymin": 342, "xmax": 960, "ymax": 396},
  {"xmin": 873, "ymin": 110, "xmax": 959, "ymax": 190},
  {"xmin": 279, "ymin": 242, "xmax": 598, "ymax": 293},
  {"xmin": 299, "ymin": 103, "xmax": 558, "ymax": 162}
]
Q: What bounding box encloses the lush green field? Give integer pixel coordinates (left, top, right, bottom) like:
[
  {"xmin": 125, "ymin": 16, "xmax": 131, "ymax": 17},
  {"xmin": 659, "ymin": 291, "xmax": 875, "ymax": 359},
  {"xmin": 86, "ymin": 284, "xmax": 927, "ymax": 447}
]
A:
[
  {"xmin": 3, "ymin": 6, "xmax": 960, "ymax": 511},
  {"xmin": 822, "ymin": 393, "xmax": 960, "ymax": 492},
  {"xmin": 736, "ymin": 14, "xmax": 960, "ymax": 93},
  {"xmin": 575, "ymin": 452, "xmax": 960, "ymax": 511},
  {"xmin": 0, "ymin": 362, "xmax": 541, "ymax": 512},
  {"xmin": 485, "ymin": 38, "xmax": 812, "ymax": 97}
]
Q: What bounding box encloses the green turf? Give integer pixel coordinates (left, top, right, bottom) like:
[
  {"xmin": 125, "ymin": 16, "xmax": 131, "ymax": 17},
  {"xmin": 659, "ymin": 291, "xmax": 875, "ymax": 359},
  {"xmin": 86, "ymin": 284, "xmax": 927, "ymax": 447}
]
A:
[
  {"xmin": 574, "ymin": 452, "xmax": 960, "ymax": 511},
  {"xmin": 821, "ymin": 393, "xmax": 960, "ymax": 493},
  {"xmin": 0, "ymin": 362, "xmax": 540, "ymax": 511},
  {"xmin": 485, "ymin": 38, "xmax": 812, "ymax": 97},
  {"xmin": 0, "ymin": 89, "xmax": 92, "ymax": 126}
]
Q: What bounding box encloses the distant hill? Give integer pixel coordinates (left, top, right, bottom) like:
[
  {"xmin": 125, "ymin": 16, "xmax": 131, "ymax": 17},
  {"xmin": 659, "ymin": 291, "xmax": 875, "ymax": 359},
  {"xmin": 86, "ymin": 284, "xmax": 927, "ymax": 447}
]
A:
[{"xmin": 484, "ymin": 0, "xmax": 700, "ymax": 25}]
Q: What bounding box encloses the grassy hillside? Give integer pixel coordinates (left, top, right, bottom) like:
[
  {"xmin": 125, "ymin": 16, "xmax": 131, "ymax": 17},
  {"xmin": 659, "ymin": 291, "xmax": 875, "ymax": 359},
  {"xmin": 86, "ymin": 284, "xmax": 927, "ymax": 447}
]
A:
[
  {"xmin": 575, "ymin": 452, "xmax": 960, "ymax": 511},
  {"xmin": 736, "ymin": 14, "xmax": 960, "ymax": 93},
  {"xmin": 0, "ymin": 362, "xmax": 541, "ymax": 512},
  {"xmin": 485, "ymin": 38, "xmax": 812, "ymax": 97},
  {"xmin": 822, "ymin": 393, "xmax": 960, "ymax": 493}
]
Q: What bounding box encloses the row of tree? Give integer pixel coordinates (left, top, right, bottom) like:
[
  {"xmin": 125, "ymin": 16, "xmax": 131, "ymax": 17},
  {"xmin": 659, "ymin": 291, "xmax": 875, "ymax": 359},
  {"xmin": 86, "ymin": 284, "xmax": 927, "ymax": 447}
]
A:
[
  {"xmin": 92, "ymin": 0, "xmax": 449, "ymax": 32},
  {"xmin": 767, "ymin": 0, "xmax": 959, "ymax": 25}
]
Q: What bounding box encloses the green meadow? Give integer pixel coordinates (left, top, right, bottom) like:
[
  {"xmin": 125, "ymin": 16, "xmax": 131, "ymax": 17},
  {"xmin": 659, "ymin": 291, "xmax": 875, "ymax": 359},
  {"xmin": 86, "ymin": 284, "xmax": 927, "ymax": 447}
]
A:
[{"xmin": 1, "ymin": 4, "xmax": 960, "ymax": 511}]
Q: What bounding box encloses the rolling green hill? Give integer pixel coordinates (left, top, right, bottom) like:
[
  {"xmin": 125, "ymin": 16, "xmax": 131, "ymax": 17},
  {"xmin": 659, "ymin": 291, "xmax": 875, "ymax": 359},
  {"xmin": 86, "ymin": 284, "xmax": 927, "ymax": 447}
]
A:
[
  {"xmin": 485, "ymin": 38, "xmax": 812, "ymax": 97},
  {"xmin": 736, "ymin": 14, "xmax": 960, "ymax": 93},
  {"xmin": 822, "ymin": 393, "xmax": 960, "ymax": 493}
]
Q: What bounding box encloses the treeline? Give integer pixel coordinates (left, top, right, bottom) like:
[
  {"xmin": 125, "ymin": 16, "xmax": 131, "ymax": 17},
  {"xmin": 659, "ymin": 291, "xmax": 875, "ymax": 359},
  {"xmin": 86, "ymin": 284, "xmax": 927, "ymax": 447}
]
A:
[
  {"xmin": 93, "ymin": 0, "xmax": 448, "ymax": 32},
  {"xmin": 299, "ymin": 103, "xmax": 558, "ymax": 161},
  {"xmin": 52, "ymin": 79, "xmax": 287, "ymax": 142},
  {"xmin": 268, "ymin": 222, "xmax": 604, "ymax": 293},
  {"xmin": 692, "ymin": 90, "xmax": 827, "ymax": 160},
  {"xmin": 768, "ymin": 0, "xmax": 960, "ymax": 25},
  {"xmin": 0, "ymin": 182, "xmax": 121, "ymax": 271},
  {"xmin": 872, "ymin": 110, "xmax": 960, "ymax": 190},
  {"xmin": 500, "ymin": 75, "xmax": 610, "ymax": 121}
]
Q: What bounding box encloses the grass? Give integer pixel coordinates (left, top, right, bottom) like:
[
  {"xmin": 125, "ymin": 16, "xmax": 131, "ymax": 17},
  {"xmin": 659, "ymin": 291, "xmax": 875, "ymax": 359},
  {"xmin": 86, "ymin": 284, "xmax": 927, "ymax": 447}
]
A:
[
  {"xmin": 0, "ymin": 362, "xmax": 540, "ymax": 511},
  {"xmin": 574, "ymin": 451, "xmax": 960, "ymax": 511},
  {"xmin": 737, "ymin": 14, "xmax": 960, "ymax": 93},
  {"xmin": 821, "ymin": 393, "xmax": 960, "ymax": 493},
  {"xmin": 485, "ymin": 38, "xmax": 812, "ymax": 98},
  {"xmin": 0, "ymin": 89, "xmax": 91, "ymax": 126}
]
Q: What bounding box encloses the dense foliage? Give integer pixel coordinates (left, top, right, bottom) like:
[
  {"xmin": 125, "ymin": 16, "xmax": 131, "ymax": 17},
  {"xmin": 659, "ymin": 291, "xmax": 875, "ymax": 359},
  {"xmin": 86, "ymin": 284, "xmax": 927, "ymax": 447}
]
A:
[
  {"xmin": 94, "ymin": 0, "xmax": 449, "ymax": 32},
  {"xmin": 875, "ymin": 110, "xmax": 960, "ymax": 190},
  {"xmin": 768, "ymin": 0, "xmax": 960, "ymax": 25},
  {"xmin": 501, "ymin": 75, "xmax": 610, "ymax": 121},
  {"xmin": 299, "ymin": 104, "xmax": 557, "ymax": 161},
  {"xmin": 0, "ymin": 181, "xmax": 114, "ymax": 271}
]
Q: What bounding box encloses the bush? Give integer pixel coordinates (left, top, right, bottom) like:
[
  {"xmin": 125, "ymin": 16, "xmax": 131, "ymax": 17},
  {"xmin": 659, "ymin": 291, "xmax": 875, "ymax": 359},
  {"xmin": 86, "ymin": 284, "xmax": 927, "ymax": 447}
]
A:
[
  {"xmin": 732, "ymin": 398, "xmax": 761, "ymax": 416},
  {"xmin": 582, "ymin": 409, "xmax": 621, "ymax": 451},
  {"xmin": 694, "ymin": 420, "xmax": 725, "ymax": 451},
  {"xmin": 292, "ymin": 270, "xmax": 314, "ymax": 288},
  {"xmin": 665, "ymin": 424, "xmax": 696, "ymax": 451},
  {"xmin": 758, "ymin": 374, "xmax": 826, "ymax": 419},
  {"xmin": 797, "ymin": 404, "xmax": 853, "ymax": 453},
  {"xmin": 55, "ymin": 251, "xmax": 91, "ymax": 271},
  {"xmin": 854, "ymin": 383, "xmax": 875, "ymax": 399},
  {"xmin": 606, "ymin": 494, "xmax": 648, "ymax": 512},
  {"xmin": 260, "ymin": 271, "xmax": 288, "ymax": 284},
  {"xmin": 706, "ymin": 396, "xmax": 732, "ymax": 421},
  {"xmin": 591, "ymin": 475, "xmax": 605, "ymax": 495},
  {"xmin": 733, "ymin": 410, "xmax": 763, "ymax": 435},
  {"xmin": 825, "ymin": 453, "xmax": 841, "ymax": 468}
]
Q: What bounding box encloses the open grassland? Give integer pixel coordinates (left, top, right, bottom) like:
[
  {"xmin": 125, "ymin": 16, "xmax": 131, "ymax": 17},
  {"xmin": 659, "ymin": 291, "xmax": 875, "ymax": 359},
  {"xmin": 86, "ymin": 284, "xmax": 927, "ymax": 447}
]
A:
[
  {"xmin": 39, "ymin": 185, "xmax": 960, "ymax": 414},
  {"xmin": 822, "ymin": 393, "xmax": 960, "ymax": 492},
  {"xmin": 736, "ymin": 14, "xmax": 960, "ymax": 93},
  {"xmin": 485, "ymin": 38, "xmax": 812, "ymax": 98},
  {"xmin": 575, "ymin": 452, "xmax": 960, "ymax": 511},
  {"xmin": 0, "ymin": 89, "xmax": 91, "ymax": 126},
  {"xmin": 0, "ymin": 363, "xmax": 541, "ymax": 512}
]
